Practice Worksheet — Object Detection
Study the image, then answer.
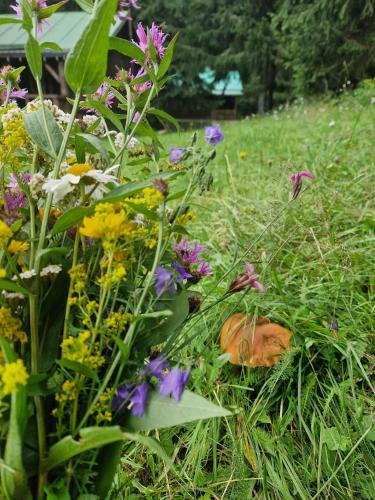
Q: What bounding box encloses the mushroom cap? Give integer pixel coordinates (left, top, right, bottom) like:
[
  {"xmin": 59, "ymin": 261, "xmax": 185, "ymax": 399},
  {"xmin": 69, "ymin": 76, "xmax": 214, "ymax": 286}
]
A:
[{"xmin": 220, "ymin": 312, "xmax": 292, "ymax": 367}]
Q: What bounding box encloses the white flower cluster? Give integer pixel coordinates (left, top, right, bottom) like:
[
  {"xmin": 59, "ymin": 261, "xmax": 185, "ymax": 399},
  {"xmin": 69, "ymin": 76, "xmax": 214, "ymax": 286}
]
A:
[{"xmin": 25, "ymin": 99, "xmax": 70, "ymax": 127}]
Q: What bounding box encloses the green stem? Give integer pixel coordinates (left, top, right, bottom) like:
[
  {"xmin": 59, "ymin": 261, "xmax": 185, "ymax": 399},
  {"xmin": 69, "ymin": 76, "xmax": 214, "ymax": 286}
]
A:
[{"xmin": 63, "ymin": 228, "xmax": 81, "ymax": 339}]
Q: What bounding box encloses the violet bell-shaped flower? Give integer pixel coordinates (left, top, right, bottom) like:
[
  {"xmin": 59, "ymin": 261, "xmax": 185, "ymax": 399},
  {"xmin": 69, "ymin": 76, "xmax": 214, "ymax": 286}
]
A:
[
  {"xmin": 169, "ymin": 147, "xmax": 186, "ymax": 164},
  {"xmin": 154, "ymin": 267, "xmax": 176, "ymax": 296},
  {"xmin": 159, "ymin": 367, "xmax": 190, "ymax": 401},
  {"xmin": 205, "ymin": 124, "xmax": 224, "ymax": 147}
]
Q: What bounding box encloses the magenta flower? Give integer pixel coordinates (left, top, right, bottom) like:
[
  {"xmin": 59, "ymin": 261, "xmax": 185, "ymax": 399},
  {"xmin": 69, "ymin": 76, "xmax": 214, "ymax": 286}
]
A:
[
  {"xmin": 9, "ymin": 88, "xmax": 28, "ymax": 99},
  {"xmin": 86, "ymin": 82, "xmax": 115, "ymax": 114},
  {"xmin": 159, "ymin": 367, "xmax": 190, "ymax": 401},
  {"xmin": 174, "ymin": 237, "xmax": 205, "ymax": 266},
  {"xmin": 197, "ymin": 261, "xmax": 211, "ymax": 277},
  {"xmin": 4, "ymin": 173, "xmax": 30, "ymax": 214},
  {"xmin": 155, "ymin": 267, "xmax": 176, "ymax": 295},
  {"xmin": 289, "ymin": 171, "xmax": 314, "ymax": 200},
  {"xmin": 173, "ymin": 261, "xmax": 192, "ymax": 282},
  {"xmin": 169, "ymin": 147, "xmax": 186, "ymax": 164},
  {"xmin": 144, "ymin": 355, "xmax": 169, "ymax": 380},
  {"xmin": 11, "ymin": 0, "xmax": 48, "ymax": 33},
  {"xmin": 0, "ymin": 74, "xmax": 28, "ymax": 102},
  {"xmin": 117, "ymin": 0, "xmax": 140, "ymax": 21},
  {"xmin": 205, "ymin": 124, "xmax": 224, "ymax": 147},
  {"xmin": 133, "ymin": 111, "xmax": 141, "ymax": 123},
  {"xmin": 134, "ymin": 22, "xmax": 167, "ymax": 60},
  {"xmin": 129, "ymin": 67, "xmax": 152, "ymax": 94},
  {"xmin": 229, "ymin": 262, "xmax": 265, "ymax": 294}
]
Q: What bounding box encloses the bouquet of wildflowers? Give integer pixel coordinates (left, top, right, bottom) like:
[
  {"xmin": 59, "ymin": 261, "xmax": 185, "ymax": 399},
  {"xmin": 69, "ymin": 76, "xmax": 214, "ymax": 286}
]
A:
[{"xmin": 0, "ymin": 1, "xmax": 230, "ymax": 498}]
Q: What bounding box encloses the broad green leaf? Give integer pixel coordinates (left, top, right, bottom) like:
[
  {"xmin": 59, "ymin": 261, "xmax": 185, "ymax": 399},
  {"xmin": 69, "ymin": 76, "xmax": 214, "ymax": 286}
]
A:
[
  {"xmin": 40, "ymin": 42, "xmax": 63, "ymax": 53},
  {"xmin": 0, "ymin": 279, "xmax": 31, "ymax": 296},
  {"xmin": 142, "ymin": 291, "xmax": 189, "ymax": 347},
  {"xmin": 64, "ymin": 0, "xmax": 118, "ymax": 93},
  {"xmin": 321, "ymin": 427, "xmax": 350, "ymax": 451},
  {"xmin": 25, "ymin": 34, "xmax": 42, "ymax": 80},
  {"xmin": 19, "ymin": 0, "xmax": 32, "ymax": 31},
  {"xmin": 74, "ymin": 0, "xmax": 93, "ymax": 13},
  {"xmin": 57, "ymin": 359, "xmax": 99, "ymax": 382},
  {"xmin": 109, "ymin": 37, "xmax": 146, "ymax": 65},
  {"xmin": 125, "ymin": 201, "xmax": 159, "ymax": 221},
  {"xmin": 127, "ymin": 389, "xmax": 231, "ymax": 432},
  {"xmin": 83, "ymin": 99, "xmax": 124, "ymax": 131},
  {"xmin": 24, "ymin": 108, "xmax": 63, "ymax": 158},
  {"xmin": 41, "ymin": 426, "xmax": 170, "ymax": 472},
  {"xmin": 51, "ymin": 171, "xmax": 184, "ymax": 234},
  {"xmin": 75, "ymin": 133, "xmax": 109, "ymax": 163},
  {"xmin": 134, "ymin": 122, "xmax": 163, "ymax": 148},
  {"xmin": 157, "ymin": 34, "xmax": 179, "ymax": 79},
  {"xmin": 38, "ymin": 246, "xmax": 67, "ymax": 263},
  {"xmin": 39, "ymin": 0, "xmax": 68, "ymax": 19},
  {"xmin": 0, "ymin": 18, "xmax": 22, "ymax": 25},
  {"xmin": 147, "ymin": 108, "xmax": 180, "ymax": 131},
  {"xmin": 93, "ymin": 442, "xmax": 123, "ymax": 498}
]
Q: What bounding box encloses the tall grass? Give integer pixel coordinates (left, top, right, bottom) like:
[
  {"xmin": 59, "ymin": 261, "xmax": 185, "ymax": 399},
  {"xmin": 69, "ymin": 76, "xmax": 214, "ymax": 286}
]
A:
[{"xmin": 114, "ymin": 93, "xmax": 375, "ymax": 498}]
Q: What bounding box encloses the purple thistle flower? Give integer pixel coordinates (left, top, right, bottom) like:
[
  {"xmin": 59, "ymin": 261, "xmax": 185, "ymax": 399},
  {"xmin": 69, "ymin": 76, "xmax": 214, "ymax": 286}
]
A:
[
  {"xmin": 134, "ymin": 22, "xmax": 167, "ymax": 60},
  {"xmin": 205, "ymin": 124, "xmax": 224, "ymax": 147},
  {"xmin": 174, "ymin": 237, "xmax": 205, "ymax": 266},
  {"xmin": 159, "ymin": 367, "xmax": 190, "ymax": 402},
  {"xmin": 173, "ymin": 261, "xmax": 192, "ymax": 282},
  {"xmin": 9, "ymin": 88, "xmax": 28, "ymax": 99},
  {"xmin": 197, "ymin": 261, "xmax": 211, "ymax": 277},
  {"xmin": 169, "ymin": 147, "xmax": 186, "ymax": 164},
  {"xmin": 289, "ymin": 171, "xmax": 314, "ymax": 200},
  {"xmin": 155, "ymin": 267, "xmax": 176, "ymax": 295},
  {"xmin": 86, "ymin": 82, "xmax": 115, "ymax": 114},
  {"xmin": 229, "ymin": 262, "xmax": 265, "ymax": 294},
  {"xmin": 130, "ymin": 383, "xmax": 148, "ymax": 416},
  {"xmin": 144, "ymin": 355, "xmax": 169, "ymax": 380}
]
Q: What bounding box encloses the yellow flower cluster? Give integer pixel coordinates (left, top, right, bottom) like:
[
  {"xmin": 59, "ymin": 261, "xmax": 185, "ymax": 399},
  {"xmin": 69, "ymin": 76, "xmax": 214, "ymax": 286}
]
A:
[
  {"xmin": 0, "ymin": 104, "xmax": 31, "ymax": 166},
  {"xmin": 0, "ymin": 307, "xmax": 27, "ymax": 343},
  {"xmin": 104, "ymin": 311, "xmax": 133, "ymax": 333},
  {"xmin": 8, "ymin": 239, "xmax": 30, "ymax": 254},
  {"xmin": 131, "ymin": 187, "xmax": 164, "ymax": 209},
  {"xmin": 61, "ymin": 331, "xmax": 105, "ymax": 369},
  {"xmin": 90, "ymin": 389, "xmax": 112, "ymax": 424},
  {"xmin": 0, "ymin": 359, "xmax": 29, "ymax": 395},
  {"xmin": 175, "ymin": 211, "xmax": 196, "ymax": 226},
  {"xmin": 0, "ymin": 268, "xmax": 6, "ymax": 278},
  {"xmin": 80, "ymin": 203, "xmax": 135, "ymax": 240},
  {"xmin": 55, "ymin": 380, "xmax": 79, "ymax": 404},
  {"xmin": 68, "ymin": 264, "xmax": 87, "ymax": 293},
  {"xmin": 0, "ymin": 220, "xmax": 13, "ymax": 246}
]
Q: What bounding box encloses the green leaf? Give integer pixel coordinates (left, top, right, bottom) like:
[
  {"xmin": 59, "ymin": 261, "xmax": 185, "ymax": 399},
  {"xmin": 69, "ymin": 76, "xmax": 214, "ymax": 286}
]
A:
[
  {"xmin": 41, "ymin": 426, "xmax": 170, "ymax": 472},
  {"xmin": 64, "ymin": 0, "xmax": 118, "ymax": 93},
  {"xmin": 157, "ymin": 34, "xmax": 178, "ymax": 80},
  {"xmin": 25, "ymin": 34, "xmax": 42, "ymax": 80},
  {"xmin": 0, "ymin": 279, "xmax": 31, "ymax": 296},
  {"xmin": 19, "ymin": 0, "xmax": 32, "ymax": 31},
  {"xmin": 57, "ymin": 359, "xmax": 99, "ymax": 382},
  {"xmin": 109, "ymin": 37, "xmax": 146, "ymax": 65},
  {"xmin": 142, "ymin": 291, "xmax": 189, "ymax": 347},
  {"xmin": 50, "ymin": 205, "xmax": 93, "ymax": 235},
  {"xmin": 147, "ymin": 108, "xmax": 179, "ymax": 131},
  {"xmin": 126, "ymin": 390, "xmax": 231, "ymax": 432},
  {"xmin": 38, "ymin": 0, "xmax": 68, "ymax": 19},
  {"xmin": 0, "ymin": 18, "xmax": 23, "ymax": 25},
  {"xmin": 40, "ymin": 42, "xmax": 63, "ymax": 53},
  {"xmin": 93, "ymin": 442, "xmax": 123, "ymax": 498},
  {"xmin": 74, "ymin": 0, "xmax": 94, "ymax": 13},
  {"xmin": 321, "ymin": 427, "xmax": 349, "ymax": 451},
  {"xmin": 125, "ymin": 201, "xmax": 159, "ymax": 221},
  {"xmin": 83, "ymin": 99, "xmax": 124, "ymax": 131},
  {"xmin": 24, "ymin": 108, "xmax": 63, "ymax": 158},
  {"xmin": 75, "ymin": 133, "xmax": 109, "ymax": 163}
]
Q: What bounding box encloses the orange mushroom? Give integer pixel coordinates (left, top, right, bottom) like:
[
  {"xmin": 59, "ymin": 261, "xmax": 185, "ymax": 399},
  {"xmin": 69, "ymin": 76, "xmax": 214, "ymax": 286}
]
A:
[{"xmin": 220, "ymin": 312, "xmax": 292, "ymax": 367}]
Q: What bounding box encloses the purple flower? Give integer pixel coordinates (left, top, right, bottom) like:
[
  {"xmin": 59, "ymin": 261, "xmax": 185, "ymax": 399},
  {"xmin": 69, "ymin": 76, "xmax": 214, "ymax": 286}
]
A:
[
  {"xmin": 155, "ymin": 267, "xmax": 176, "ymax": 295},
  {"xmin": 289, "ymin": 171, "xmax": 314, "ymax": 200},
  {"xmin": 133, "ymin": 111, "xmax": 141, "ymax": 123},
  {"xmin": 129, "ymin": 67, "xmax": 152, "ymax": 94},
  {"xmin": 197, "ymin": 261, "xmax": 211, "ymax": 277},
  {"xmin": 131, "ymin": 383, "xmax": 148, "ymax": 416},
  {"xmin": 4, "ymin": 173, "xmax": 30, "ymax": 213},
  {"xmin": 134, "ymin": 22, "xmax": 167, "ymax": 60},
  {"xmin": 205, "ymin": 124, "xmax": 224, "ymax": 147},
  {"xmin": 11, "ymin": 1, "xmax": 48, "ymax": 33},
  {"xmin": 117, "ymin": 0, "xmax": 140, "ymax": 21},
  {"xmin": 112, "ymin": 384, "xmax": 134, "ymax": 413},
  {"xmin": 144, "ymin": 355, "xmax": 169, "ymax": 380},
  {"xmin": 86, "ymin": 82, "xmax": 115, "ymax": 114},
  {"xmin": 169, "ymin": 147, "xmax": 186, "ymax": 164},
  {"xmin": 159, "ymin": 367, "xmax": 190, "ymax": 401},
  {"xmin": 9, "ymin": 88, "xmax": 28, "ymax": 99},
  {"xmin": 174, "ymin": 237, "xmax": 205, "ymax": 266},
  {"xmin": 228, "ymin": 262, "xmax": 265, "ymax": 294},
  {"xmin": 173, "ymin": 261, "xmax": 192, "ymax": 282}
]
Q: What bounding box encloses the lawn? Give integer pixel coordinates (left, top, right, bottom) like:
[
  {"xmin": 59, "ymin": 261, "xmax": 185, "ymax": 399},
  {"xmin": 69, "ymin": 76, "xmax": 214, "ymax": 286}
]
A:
[{"xmin": 114, "ymin": 92, "xmax": 375, "ymax": 498}]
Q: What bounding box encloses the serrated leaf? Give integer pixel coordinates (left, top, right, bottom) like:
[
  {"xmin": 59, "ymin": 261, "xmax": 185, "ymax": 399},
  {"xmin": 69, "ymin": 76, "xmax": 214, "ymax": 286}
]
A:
[
  {"xmin": 24, "ymin": 108, "xmax": 63, "ymax": 158},
  {"xmin": 126, "ymin": 390, "xmax": 231, "ymax": 432},
  {"xmin": 64, "ymin": 0, "xmax": 118, "ymax": 93}
]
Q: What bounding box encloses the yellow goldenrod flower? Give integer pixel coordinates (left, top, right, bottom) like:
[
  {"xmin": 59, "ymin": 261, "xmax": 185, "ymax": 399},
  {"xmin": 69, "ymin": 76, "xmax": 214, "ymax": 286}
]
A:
[
  {"xmin": 8, "ymin": 239, "xmax": 30, "ymax": 254},
  {"xmin": 0, "ymin": 268, "xmax": 6, "ymax": 278},
  {"xmin": 0, "ymin": 307, "xmax": 27, "ymax": 343},
  {"xmin": 80, "ymin": 203, "xmax": 134, "ymax": 240},
  {"xmin": 55, "ymin": 380, "xmax": 79, "ymax": 404},
  {"xmin": 61, "ymin": 331, "xmax": 105, "ymax": 369},
  {"xmin": 68, "ymin": 264, "xmax": 87, "ymax": 293},
  {"xmin": 0, "ymin": 359, "xmax": 29, "ymax": 395},
  {"xmin": 0, "ymin": 220, "xmax": 13, "ymax": 246}
]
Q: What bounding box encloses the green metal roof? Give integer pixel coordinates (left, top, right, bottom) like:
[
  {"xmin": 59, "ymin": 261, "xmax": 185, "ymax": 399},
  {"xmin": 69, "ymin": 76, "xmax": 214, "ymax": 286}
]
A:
[
  {"xmin": 0, "ymin": 12, "xmax": 124, "ymax": 56},
  {"xmin": 199, "ymin": 69, "xmax": 243, "ymax": 96}
]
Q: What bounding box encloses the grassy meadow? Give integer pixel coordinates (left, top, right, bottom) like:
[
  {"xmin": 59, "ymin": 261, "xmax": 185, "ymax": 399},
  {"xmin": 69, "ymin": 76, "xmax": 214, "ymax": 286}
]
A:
[{"xmin": 114, "ymin": 91, "xmax": 375, "ymax": 498}]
